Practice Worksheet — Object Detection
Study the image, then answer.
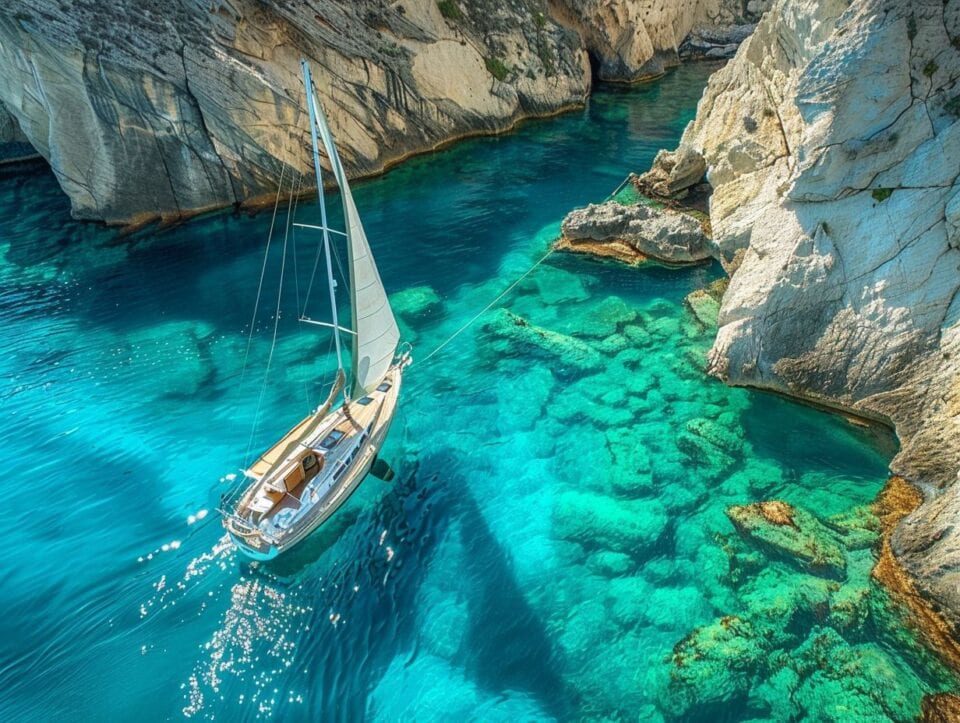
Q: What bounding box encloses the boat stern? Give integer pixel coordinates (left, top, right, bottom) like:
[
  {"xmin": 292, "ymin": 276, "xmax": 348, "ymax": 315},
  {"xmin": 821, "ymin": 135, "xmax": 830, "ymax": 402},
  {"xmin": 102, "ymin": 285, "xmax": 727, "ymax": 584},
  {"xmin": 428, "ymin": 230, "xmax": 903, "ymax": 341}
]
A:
[{"xmin": 224, "ymin": 516, "xmax": 281, "ymax": 561}]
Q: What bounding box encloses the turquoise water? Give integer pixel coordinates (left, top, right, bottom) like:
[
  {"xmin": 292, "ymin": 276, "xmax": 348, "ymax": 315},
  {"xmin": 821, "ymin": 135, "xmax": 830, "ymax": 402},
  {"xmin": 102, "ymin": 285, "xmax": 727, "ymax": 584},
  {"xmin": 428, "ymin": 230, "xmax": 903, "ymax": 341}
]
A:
[{"xmin": 0, "ymin": 64, "xmax": 955, "ymax": 721}]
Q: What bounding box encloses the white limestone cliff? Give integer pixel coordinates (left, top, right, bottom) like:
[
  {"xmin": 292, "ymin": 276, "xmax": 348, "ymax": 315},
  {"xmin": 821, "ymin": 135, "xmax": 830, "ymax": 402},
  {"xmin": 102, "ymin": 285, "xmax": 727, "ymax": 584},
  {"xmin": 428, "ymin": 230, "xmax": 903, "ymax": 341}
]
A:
[
  {"xmin": 0, "ymin": 0, "xmax": 766, "ymax": 225},
  {"xmin": 645, "ymin": 0, "xmax": 960, "ymax": 627}
]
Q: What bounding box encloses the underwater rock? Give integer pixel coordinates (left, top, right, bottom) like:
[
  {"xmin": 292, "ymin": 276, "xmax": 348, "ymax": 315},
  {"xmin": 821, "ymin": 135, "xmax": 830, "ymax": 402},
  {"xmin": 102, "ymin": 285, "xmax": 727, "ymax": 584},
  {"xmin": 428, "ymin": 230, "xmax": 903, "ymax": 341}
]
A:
[
  {"xmin": 557, "ymin": 201, "xmax": 711, "ymax": 266},
  {"xmin": 824, "ymin": 506, "xmax": 881, "ymax": 551},
  {"xmin": 666, "ymin": 615, "xmax": 766, "ymax": 716},
  {"xmin": 676, "ymin": 430, "xmax": 737, "ymax": 478},
  {"xmin": 121, "ymin": 320, "xmax": 216, "ymax": 399},
  {"xmin": 496, "ymin": 366, "xmax": 556, "ymax": 433},
  {"xmin": 391, "ymin": 285, "xmax": 443, "ymax": 321},
  {"xmin": 684, "ymin": 288, "xmax": 722, "ymax": 330},
  {"xmin": 551, "ymin": 383, "xmax": 634, "ymax": 429},
  {"xmin": 594, "ymin": 333, "xmax": 631, "ymax": 356},
  {"xmin": 586, "ymin": 550, "xmax": 634, "ymax": 577},
  {"xmin": 685, "ymin": 416, "xmax": 744, "ymax": 456},
  {"xmin": 790, "ymin": 627, "xmax": 926, "ymax": 722},
  {"xmin": 607, "ymin": 575, "xmax": 654, "ymax": 628},
  {"xmin": 827, "ymin": 549, "xmax": 875, "ymax": 633},
  {"xmin": 558, "ymin": 295, "xmax": 639, "ymax": 339},
  {"xmin": 622, "ymin": 321, "xmax": 653, "ymax": 348},
  {"xmin": 522, "ymin": 264, "xmax": 590, "ymax": 305},
  {"xmin": 727, "ymin": 501, "xmax": 847, "ymax": 579},
  {"xmin": 643, "ymin": 585, "xmax": 713, "ymax": 631},
  {"xmin": 553, "ymin": 489, "xmax": 668, "ymax": 554},
  {"xmin": 605, "ymin": 426, "xmax": 659, "ymax": 498},
  {"xmin": 481, "ymin": 308, "xmax": 603, "ymax": 373}
]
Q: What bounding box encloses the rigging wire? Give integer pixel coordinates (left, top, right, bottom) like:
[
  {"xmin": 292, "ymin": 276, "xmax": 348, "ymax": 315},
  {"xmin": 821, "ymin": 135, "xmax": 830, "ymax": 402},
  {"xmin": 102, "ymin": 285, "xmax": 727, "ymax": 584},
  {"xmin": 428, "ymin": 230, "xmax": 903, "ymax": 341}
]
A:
[
  {"xmin": 244, "ymin": 164, "xmax": 296, "ymax": 465},
  {"xmin": 291, "ymin": 169, "xmax": 304, "ymax": 321},
  {"xmin": 417, "ymin": 246, "xmax": 555, "ymax": 367},
  {"xmin": 240, "ymin": 162, "xmax": 288, "ymax": 386},
  {"xmin": 288, "ymin": 169, "xmax": 313, "ymax": 409}
]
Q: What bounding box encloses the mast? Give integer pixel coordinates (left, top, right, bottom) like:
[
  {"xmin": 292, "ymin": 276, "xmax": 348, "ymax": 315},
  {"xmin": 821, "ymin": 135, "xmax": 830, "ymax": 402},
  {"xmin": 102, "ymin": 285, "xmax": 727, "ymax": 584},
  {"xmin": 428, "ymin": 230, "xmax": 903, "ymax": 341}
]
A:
[
  {"xmin": 307, "ymin": 83, "xmax": 401, "ymax": 397},
  {"xmin": 301, "ymin": 59, "xmax": 344, "ymax": 375}
]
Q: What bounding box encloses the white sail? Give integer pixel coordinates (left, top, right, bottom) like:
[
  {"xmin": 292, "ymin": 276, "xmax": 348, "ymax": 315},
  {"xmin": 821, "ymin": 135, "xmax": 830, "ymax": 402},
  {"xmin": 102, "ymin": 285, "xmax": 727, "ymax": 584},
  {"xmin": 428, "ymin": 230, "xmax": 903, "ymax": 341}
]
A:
[{"xmin": 310, "ymin": 95, "xmax": 400, "ymax": 396}]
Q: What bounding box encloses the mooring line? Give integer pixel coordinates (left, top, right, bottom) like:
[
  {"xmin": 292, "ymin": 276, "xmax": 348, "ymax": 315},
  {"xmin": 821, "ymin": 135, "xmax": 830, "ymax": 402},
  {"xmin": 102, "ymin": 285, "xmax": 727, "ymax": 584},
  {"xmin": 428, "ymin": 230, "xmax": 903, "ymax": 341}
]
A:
[{"xmin": 417, "ymin": 246, "xmax": 555, "ymax": 366}]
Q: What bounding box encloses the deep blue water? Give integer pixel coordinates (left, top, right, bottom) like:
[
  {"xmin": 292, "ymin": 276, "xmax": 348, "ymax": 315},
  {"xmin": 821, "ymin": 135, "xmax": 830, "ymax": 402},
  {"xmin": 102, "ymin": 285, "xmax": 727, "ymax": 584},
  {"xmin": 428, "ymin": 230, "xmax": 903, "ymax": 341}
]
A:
[{"xmin": 0, "ymin": 64, "xmax": 954, "ymax": 722}]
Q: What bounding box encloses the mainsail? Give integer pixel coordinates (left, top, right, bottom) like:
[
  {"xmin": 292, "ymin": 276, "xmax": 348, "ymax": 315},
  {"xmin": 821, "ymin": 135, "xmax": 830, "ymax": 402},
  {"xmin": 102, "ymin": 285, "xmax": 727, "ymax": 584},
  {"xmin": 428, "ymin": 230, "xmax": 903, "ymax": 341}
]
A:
[{"xmin": 307, "ymin": 81, "xmax": 400, "ymax": 397}]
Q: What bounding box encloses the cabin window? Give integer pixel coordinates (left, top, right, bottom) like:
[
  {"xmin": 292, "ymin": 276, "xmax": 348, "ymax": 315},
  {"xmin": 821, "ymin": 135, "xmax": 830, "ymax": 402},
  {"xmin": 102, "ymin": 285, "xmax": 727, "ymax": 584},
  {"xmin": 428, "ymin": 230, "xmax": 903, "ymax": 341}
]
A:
[
  {"xmin": 319, "ymin": 429, "xmax": 345, "ymax": 450},
  {"xmin": 302, "ymin": 454, "xmax": 318, "ymax": 471},
  {"xmin": 376, "ymin": 382, "xmax": 391, "ymax": 392},
  {"xmin": 357, "ymin": 396, "xmax": 373, "ymax": 406}
]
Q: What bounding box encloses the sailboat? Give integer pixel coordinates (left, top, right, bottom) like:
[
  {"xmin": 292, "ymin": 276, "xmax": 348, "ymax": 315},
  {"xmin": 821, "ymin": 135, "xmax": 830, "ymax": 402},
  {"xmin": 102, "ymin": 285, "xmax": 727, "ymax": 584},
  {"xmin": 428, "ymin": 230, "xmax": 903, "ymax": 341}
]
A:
[{"xmin": 220, "ymin": 60, "xmax": 411, "ymax": 561}]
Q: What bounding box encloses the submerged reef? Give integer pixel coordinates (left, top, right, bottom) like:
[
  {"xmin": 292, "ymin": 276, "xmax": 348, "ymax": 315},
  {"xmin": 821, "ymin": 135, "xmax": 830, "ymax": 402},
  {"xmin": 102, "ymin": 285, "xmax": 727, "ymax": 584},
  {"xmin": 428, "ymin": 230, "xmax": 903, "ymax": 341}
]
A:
[
  {"xmin": 558, "ymin": 0, "xmax": 960, "ymax": 652},
  {"xmin": 398, "ymin": 227, "xmax": 959, "ymax": 719}
]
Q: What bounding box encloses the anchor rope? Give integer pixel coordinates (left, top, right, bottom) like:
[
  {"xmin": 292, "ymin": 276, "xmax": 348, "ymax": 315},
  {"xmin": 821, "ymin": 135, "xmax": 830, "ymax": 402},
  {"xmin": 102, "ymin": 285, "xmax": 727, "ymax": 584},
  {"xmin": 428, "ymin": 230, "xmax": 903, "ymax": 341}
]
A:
[
  {"xmin": 415, "ymin": 174, "xmax": 635, "ymax": 368},
  {"xmin": 417, "ymin": 246, "xmax": 555, "ymax": 367}
]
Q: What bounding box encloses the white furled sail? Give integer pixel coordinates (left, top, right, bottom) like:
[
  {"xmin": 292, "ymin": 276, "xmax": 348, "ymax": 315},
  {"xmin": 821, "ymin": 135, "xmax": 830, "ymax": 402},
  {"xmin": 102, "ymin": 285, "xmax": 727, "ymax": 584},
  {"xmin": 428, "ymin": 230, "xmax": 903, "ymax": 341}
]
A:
[{"xmin": 309, "ymin": 90, "xmax": 400, "ymax": 396}]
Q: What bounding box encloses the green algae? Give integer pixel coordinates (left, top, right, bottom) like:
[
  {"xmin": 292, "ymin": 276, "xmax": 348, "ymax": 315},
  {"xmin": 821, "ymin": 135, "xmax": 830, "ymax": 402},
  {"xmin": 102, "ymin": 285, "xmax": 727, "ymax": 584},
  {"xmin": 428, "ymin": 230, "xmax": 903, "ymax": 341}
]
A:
[{"xmin": 727, "ymin": 501, "xmax": 848, "ymax": 579}]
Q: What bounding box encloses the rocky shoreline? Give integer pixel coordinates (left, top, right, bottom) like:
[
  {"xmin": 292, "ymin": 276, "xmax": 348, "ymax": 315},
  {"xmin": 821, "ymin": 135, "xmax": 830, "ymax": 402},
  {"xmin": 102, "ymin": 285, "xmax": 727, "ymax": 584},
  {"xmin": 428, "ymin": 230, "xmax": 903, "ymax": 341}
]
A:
[
  {"xmin": 556, "ymin": 0, "xmax": 960, "ymax": 668},
  {"xmin": 0, "ymin": 0, "xmax": 768, "ymax": 226}
]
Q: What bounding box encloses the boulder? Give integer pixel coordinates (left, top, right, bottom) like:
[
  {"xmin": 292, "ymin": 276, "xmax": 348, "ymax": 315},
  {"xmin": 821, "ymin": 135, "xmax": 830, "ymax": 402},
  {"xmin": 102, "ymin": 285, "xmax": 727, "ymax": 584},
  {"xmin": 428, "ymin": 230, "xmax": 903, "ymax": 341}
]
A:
[
  {"xmin": 636, "ymin": 147, "xmax": 708, "ymax": 198},
  {"xmin": 558, "ymin": 201, "xmax": 710, "ymax": 265},
  {"xmin": 391, "ymin": 285, "xmax": 443, "ymax": 320},
  {"xmin": 553, "ymin": 489, "xmax": 668, "ymax": 554},
  {"xmin": 481, "ymin": 308, "xmax": 603, "ymax": 373},
  {"xmin": 726, "ymin": 501, "xmax": 847, "ymax": 579}
]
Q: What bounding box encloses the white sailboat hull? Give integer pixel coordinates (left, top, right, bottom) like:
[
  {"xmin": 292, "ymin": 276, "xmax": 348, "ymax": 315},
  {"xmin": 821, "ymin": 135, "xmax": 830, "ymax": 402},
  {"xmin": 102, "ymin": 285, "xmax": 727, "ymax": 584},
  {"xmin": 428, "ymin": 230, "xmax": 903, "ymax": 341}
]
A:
[{"xmin": 224, "ymin": 359, "xmax": 406, "ymax": 560}]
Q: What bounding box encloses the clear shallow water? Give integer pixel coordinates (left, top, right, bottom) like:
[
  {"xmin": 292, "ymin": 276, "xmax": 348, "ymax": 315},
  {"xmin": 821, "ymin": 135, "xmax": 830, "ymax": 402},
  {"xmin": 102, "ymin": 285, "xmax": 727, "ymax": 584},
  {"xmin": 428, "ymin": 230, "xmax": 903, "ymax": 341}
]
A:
[{"xmin": 0, "ymin": 64, "xmax": 955, "ymax": 721}]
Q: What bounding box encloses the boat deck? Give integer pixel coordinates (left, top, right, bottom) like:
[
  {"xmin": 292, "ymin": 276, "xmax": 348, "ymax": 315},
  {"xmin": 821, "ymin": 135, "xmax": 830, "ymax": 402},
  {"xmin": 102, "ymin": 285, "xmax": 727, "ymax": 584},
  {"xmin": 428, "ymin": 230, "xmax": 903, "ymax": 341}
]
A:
[{"xmin": 223, "ymin": 364, "xmax": 404, "ymax": 554}]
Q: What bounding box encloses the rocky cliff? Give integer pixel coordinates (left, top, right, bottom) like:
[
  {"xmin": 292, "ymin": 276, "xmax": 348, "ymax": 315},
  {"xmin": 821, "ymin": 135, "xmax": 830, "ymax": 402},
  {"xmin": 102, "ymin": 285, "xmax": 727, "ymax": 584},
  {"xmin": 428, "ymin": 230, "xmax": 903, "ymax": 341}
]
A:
[
  {"xmin": 548, "ymin": 0, "xmax": 770, "ymax": 79},
  {"xmin": 605, "ymin": 0, "xmax": 960, "ymax": 631},
  {"xmin": 0, "ymin": 0, "xmax": 588, "ymax": 224},
  {"xmin": 0, "ymin": 0, "xmax": 760, "ymax": 225}
]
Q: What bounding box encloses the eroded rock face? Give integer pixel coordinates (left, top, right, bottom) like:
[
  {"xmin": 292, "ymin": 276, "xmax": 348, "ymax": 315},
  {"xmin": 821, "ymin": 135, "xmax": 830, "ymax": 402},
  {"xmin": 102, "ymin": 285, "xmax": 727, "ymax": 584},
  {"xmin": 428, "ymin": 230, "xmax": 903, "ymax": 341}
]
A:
[
  {"xmin": 0, "ymin": 99, "xmax": 34, "ymax": 162},
  {"xmin": 649, "ymin": 0, "xmax": 960, "ymax": 627},
  {"xmin": 550, "ymin": 0, "xmax": 772, "ymax": 80},
  {"xmin": 0, "ymin": 0, "xmax": 591, "ymax": 224},
  {"xmin": 559, "ymin": 201, "xmax": 711, "ymax": 264},
  {"xmin": 0, "ymin": 0, "xmax": 765, "ymax": 224}
]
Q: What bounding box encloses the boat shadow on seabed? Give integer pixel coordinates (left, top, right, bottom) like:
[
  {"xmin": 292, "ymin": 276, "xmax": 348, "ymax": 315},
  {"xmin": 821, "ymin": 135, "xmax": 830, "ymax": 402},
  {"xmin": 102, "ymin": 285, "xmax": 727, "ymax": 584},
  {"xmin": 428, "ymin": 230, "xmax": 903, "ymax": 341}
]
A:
[{"xmin": 230, "ymin": 452, "xmax": 572, "ymax": 719}]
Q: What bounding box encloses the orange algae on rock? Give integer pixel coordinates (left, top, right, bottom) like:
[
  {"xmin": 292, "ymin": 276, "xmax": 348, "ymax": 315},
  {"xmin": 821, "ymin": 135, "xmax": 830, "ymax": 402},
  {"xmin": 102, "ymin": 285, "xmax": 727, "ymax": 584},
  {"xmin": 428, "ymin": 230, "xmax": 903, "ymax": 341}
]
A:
[
  {"xmin": 921, "ymin": 693, "xmax": 960, "ymax": 722},
  {"xmin": 872, "ymin": 477, "xmax": 960, "ymax": 674}
]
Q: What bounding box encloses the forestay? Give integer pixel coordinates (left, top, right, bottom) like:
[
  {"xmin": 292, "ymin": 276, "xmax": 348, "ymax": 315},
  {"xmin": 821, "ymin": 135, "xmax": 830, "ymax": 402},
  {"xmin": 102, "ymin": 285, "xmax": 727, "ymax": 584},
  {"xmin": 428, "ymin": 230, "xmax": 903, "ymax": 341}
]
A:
[{"xmin": 310, "ymin": 95, "xmax": 400, "ymax": 397}]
